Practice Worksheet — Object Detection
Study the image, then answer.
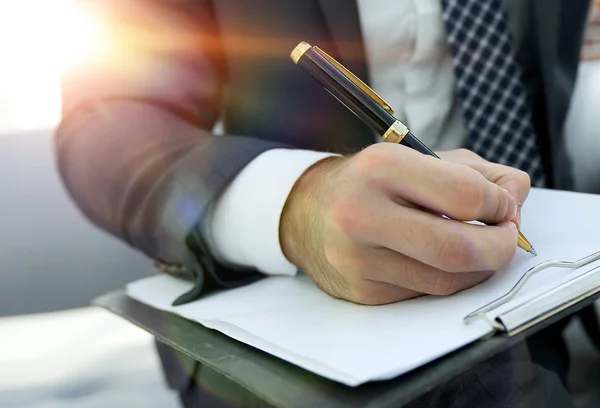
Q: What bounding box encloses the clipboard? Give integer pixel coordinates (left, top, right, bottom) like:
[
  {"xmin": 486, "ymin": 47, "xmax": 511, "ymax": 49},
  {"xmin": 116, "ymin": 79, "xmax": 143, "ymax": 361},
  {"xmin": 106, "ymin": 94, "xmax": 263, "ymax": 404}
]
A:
[
  {"xmin": 94, "ymin": 278, "xmax": 600, "ymax": 408},
  {"xmin": 111, "ymin": 250, "xmax": 600, "ymax": 389},
  {"xmin": 96, "ymin": 187, "xmax": 600, "ymax": 403},
  {"xmin": 464, "ymin": 250, "xmax": 600, "ymax": 336}
]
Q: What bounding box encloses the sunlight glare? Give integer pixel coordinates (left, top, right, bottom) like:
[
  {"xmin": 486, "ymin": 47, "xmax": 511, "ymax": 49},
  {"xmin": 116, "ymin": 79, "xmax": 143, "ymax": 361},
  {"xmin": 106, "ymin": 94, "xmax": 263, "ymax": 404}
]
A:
[
  {"xmin": 0, "ymin": 0, "xmax": 106, "ymax": 133},
  {"xmin": 59, "ymin": 3, "xmax": 109, "ymax": 71}
]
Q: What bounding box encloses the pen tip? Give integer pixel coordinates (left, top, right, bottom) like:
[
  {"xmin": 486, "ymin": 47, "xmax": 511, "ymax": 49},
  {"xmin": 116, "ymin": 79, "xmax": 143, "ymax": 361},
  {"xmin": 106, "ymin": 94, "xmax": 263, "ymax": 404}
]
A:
[{"xmin": 529, "ymin": 247, "xmax": 538, "ymax": 257}]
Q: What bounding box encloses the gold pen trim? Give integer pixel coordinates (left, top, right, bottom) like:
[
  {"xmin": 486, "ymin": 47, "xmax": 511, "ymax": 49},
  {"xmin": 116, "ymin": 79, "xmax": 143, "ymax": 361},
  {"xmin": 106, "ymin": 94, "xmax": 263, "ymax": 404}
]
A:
[
  {"xmin": 290, "ymin": 41, "xmax": 395, "ymax": 115},
  {"xmin": 290, "ymin": 42, "xmax": 312, "ymax": 64},
  {"xmin": 517, "ymin": 231, "xmax": 534, "ymax": 254},
  {"xmin": 382, "ymin": 120, "xmax": 410, "ymax": 144}
]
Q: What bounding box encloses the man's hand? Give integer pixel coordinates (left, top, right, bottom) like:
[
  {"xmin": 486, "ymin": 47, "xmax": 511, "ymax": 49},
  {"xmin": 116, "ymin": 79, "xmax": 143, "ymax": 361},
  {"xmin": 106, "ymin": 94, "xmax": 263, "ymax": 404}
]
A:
[{"xmin": 280, "ymin": 144, "xmax": 531, "ymax": 305}]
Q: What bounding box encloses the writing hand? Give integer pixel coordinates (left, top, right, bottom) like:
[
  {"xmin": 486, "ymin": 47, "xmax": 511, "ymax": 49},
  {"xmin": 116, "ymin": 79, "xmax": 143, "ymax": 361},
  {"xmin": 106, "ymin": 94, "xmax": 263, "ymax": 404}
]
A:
[{"xmin": 280, "ymin": 144, "xmax": 530, "ymax": 305}]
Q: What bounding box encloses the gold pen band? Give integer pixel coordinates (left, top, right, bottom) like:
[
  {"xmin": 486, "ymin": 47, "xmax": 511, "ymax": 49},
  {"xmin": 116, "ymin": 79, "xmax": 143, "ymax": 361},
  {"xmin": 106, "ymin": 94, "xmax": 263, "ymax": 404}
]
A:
[
  {"xmin": 382, "ymin": 120, "xmax": 410, "ymax": 144},
  {"xmin": 291, "ymin": 42, "xmax": 311, "ymax": 64}
]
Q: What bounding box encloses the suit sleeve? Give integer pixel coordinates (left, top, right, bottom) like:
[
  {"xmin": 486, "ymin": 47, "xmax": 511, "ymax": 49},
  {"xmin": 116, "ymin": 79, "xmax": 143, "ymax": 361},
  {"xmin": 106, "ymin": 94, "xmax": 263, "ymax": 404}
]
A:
[{"xmin": 55, "ymin": 0, "xmax": 288, "ymax": 296}]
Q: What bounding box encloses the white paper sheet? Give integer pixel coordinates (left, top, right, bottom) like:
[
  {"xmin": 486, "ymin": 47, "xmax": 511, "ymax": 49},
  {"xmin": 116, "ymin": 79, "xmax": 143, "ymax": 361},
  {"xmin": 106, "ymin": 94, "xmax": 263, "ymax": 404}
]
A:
[{"xmin": 126, "ymin": 188, "xmax": 600, "ymax": 386}]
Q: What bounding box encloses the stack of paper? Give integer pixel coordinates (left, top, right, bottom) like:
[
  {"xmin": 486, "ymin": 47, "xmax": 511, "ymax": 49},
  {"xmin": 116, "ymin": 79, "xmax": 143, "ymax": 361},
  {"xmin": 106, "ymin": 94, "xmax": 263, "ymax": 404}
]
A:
[{"xmin": 127, "ymin": 188, "xmax": 600, "ymax": 386}]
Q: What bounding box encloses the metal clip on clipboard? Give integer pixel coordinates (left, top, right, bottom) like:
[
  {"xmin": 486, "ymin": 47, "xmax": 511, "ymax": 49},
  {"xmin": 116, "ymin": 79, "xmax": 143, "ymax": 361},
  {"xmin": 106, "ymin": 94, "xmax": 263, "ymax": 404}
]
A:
[{"xmin": 464, "ymin": 251, "xmax": 600, "ymax": 336}]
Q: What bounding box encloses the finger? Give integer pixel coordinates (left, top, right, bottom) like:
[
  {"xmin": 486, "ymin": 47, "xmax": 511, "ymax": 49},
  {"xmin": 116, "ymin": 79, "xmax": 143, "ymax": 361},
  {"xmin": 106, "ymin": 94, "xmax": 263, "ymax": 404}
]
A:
[
  {"xmin": 360, "ymin": 247, "xmax": 494, "ymax": 295},
  {"xmin": 437, "ymin": 149, "xmax": 531, "ymax": 208},
  {"xmin": 378, "ymin": 147, "xmax": 518, "ymax": 224},
  {"xmin": 466, "ymin": 163, "xmax": 530, "ymax": 210},
  {"xmin": 361, "ymin": 201, "xmax": 518, "ymax": 273},
  {"xmin": 347, "ymin": 280, "xmax": 422, "ymax": 305}
]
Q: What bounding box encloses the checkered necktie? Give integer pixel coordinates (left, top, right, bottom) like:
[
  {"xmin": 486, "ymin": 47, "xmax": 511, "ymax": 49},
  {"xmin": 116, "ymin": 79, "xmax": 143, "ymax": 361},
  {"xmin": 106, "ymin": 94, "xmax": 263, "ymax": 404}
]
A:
[{"xmin": 441, "ymin": 0, "xmax": 546, "ymax": 186}]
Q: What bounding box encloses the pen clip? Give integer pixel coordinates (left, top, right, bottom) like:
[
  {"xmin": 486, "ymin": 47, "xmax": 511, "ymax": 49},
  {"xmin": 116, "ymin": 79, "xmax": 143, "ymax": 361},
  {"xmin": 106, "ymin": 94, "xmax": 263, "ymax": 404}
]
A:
[{"xmin": 312, "ymin": 46, "xmax": 394, "ymax": 115}]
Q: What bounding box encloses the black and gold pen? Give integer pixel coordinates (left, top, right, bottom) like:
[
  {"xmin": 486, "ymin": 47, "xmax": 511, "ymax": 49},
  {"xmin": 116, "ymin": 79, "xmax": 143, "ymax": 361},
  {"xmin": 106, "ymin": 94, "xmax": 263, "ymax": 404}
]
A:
[{"xmin": 290, "ymin": 41, "xmax": 537, "ymax": 256}]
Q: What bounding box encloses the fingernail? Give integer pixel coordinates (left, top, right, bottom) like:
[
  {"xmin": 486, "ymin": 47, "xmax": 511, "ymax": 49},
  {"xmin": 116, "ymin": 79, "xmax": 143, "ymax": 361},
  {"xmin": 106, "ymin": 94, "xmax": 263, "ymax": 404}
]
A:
[
  {"xmin": 514, "ymin": 210, "xmax": 522, "ymax": 229},
  {"xmin": 505, "ymin": 196, "xmax": 518, "ymax": 221}
]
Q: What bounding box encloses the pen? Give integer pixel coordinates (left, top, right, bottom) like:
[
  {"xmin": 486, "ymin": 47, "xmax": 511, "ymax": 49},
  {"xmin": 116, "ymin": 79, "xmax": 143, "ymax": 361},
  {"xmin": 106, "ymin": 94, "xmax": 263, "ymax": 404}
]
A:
[{"xmin": 290, "ymin": 41, "xmax": 537, "ymax": 256}]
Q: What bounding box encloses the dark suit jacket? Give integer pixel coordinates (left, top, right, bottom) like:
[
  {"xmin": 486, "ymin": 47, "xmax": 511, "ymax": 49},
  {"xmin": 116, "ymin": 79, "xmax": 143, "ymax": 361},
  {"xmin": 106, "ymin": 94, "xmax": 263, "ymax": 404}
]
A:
[{"xmin": 56, "ymin": 0, "xmax": 591, "ymax": 398}]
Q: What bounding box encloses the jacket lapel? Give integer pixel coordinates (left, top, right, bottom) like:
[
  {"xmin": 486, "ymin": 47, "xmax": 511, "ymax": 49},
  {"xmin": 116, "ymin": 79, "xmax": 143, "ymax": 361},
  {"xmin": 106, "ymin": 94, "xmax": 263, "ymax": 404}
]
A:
[{"xmin": 317, "ymin": 0, "xmax": 370, "ymax": 84}]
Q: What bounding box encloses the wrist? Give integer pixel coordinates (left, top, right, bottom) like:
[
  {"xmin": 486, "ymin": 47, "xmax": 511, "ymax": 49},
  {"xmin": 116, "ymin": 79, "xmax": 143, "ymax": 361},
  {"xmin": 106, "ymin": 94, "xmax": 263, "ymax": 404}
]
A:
[{"xmin": 279, "ymin": 155, "xmax": 344, "ymax": 270}]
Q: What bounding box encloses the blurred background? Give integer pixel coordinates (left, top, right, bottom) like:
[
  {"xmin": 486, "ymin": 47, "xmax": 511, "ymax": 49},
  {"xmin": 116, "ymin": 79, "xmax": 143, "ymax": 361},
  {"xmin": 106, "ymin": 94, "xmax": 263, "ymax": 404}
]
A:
[
  {"xmin": 0, "ymin": 0, "xmax": 154, "ymax": 317},
  {"xmin": 0, "ymin": 1, "xmax": 598, "ymax": 407},
  {"xmin": 0, "ymin": 1, "xmax": 179, "ymax": 406}
]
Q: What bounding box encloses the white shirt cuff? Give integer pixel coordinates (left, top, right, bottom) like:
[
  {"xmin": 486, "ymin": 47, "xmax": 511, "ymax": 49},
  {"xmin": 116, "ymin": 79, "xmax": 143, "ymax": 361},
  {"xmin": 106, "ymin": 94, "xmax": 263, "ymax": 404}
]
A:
[{"xmin": 202, "ymin": 148, "xmax": 339, "ymax": 276}]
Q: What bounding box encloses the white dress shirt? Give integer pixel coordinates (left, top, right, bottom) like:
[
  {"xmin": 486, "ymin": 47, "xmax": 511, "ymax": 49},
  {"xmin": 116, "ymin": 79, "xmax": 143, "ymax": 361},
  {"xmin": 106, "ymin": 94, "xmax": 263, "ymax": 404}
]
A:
[{"xmin": 202, "ymin": 0, "xmax": 468, "ymax": 275}]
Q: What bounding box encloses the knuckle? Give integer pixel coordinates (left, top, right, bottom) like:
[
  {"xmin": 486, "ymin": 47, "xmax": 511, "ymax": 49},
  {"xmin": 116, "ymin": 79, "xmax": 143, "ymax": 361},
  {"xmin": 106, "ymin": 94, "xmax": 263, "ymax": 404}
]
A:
[
  {"xmin": 436, "ymin": 233, "xmax": 474, "ymax": 272},
  {"xmin": 350, "ymin": 282, "xmax": 384, "ymax": 305},
  {"xmin": 450, "ymin": 175, "xmax": 485, "ymax": 218},
  {"xmin": 323, "ymin": 247, "xmax": 363, "ymax": 279},
  {"xmin": 429, "ymin": 274, "xmax": 462, "ymax": 296},
  {"xmin": 515, "ymin": 169, "xmax": 531, "ymax": 189},
  {"xmin": 456, "ymin": 148, "xmax": 480, "ymax": 159},
  {"xmin": 352, "ymin": 144, "xmax": 394, "ymax": 175},
  {"xmin": 327, "ymin": 199, "xmax": 370, "ymax": 238},
  {"xmin": 323, "ymin": 246, "xmax": 344, "ymax": 269}
]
